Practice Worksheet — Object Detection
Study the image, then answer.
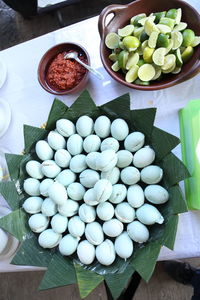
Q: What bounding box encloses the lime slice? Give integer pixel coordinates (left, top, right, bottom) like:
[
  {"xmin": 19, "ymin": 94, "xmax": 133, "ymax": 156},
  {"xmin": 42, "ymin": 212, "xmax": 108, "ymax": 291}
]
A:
[
  {"xmin": 119, "ymin": 41, "xmax": 126, "ymax": 50},
  {"xmin": 162, "ymin": 63, "xmax": 176, "ymax": 73},
  {"xmin": 173, "ymin": 22, "xmax": 187, "ymax": 32},
  {"xmin": 118, "ymin": 25, "xmax": 134, "ymax": 37},
  {"xmin": 144, "ymin": 18, "xmax": 159, "ymax": 36},
  {"xmin": 105, "ymin": 33, "xmax": 120, "ymax": 49},
  {"xmin": 171, "ymin": 31, "xmax": 183, "ymax": 50},
  {"xmin": 130, "ymin": 13, "xmax": 146, "ymax": 26},
  {"xmin": 140, "ymin": 31, "xmax": 149, "ymax": 42},
  {"xmin": 156, "ymin": 33, "xmax": 169, "ymax": 48},
  {"xmin": 154, "ymin": 11, "xmax": 166, "ymax": 24},
  {"xmin": 181, "ymin": 46, "xmax": 194, "ymax": 63},
  {"xmin": 134, "ymin": 26, "xmax": 144, "ymax": 38},
  {"xmin": 166, "ymin": 8, "xmax": 177, "ymax": 19},
  {"xmin": 118, "ymin": 50, "xmax": 129, "ymax": 69},
  {"xmin": 159, "ymin": 17, "xmax": 175, "ymax": 29},
  {"xmin": 148, "ymin": 31, "xmax": 159, "ymax": 48},
  {"xmin": 138, "ymin": 64, "xmax": 155, "ymax": 81},
  {"xmin": 152, "ymin": 65, "xmax": 162, "ymax": 80},
  {"xmin": 172, "ymin": 67, "xmax": 181, "ymax": 74},
  {"xmin": 123, "ymin": 36, "xmax": 140, "ymax": 51},
  {"xmin": 165, "ymin": 39, "xmax": 173, "ymax": 54},
  {"xmin": 157, "ymin": 24, "xmax": 171, "ymax": 34},
  {"xmin": 126, "ymin": 52, "xmax": 140, "ymax": 70},
  {"xmin": 191, "ymin": 36, "xmax": 200, "ymax": 47},
  {"xmin": 125, "ymin": 65, "xmax": 139, "ymax": 83},
  {"xmin": 111, "ymin": 61, "xmax": 120, "ymax": 72},
  {"xmin": 182, "ymin": 29, "xmax": 195, "ymax": 47},
  {"xmin": 152, "ymin": 47, "xmax": 166, "ymax": 66},
  {"xmin": 175, "ymin": 48, "xmax": 183, "ymax": 67},
  {"xmin": 109, "ymin": 53, "xmax": 118, "ymax": 62},
  {"xmin": 143, "ymin": 46, "xmax": 154, "ymax": 63},
  {"xmin": 175, "ymin": 8, "xmax": 182, "ymax": 25},
  {"xmin": 137, "ymin": 59, "xmax": 145, "ymax": 67},
  {"xmin": 161, "ymin": 54, "xmax": 176, "ymax": 71},
  {"xmin": 134, "ymin": 78, "xmax": 150, "ymax": 85}
]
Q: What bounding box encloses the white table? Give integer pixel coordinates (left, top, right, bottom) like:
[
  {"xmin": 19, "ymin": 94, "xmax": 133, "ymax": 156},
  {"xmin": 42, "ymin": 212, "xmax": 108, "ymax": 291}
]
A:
[{"xmin": 0, "ymin": 0, "xmax": 200, "ymax": 272}]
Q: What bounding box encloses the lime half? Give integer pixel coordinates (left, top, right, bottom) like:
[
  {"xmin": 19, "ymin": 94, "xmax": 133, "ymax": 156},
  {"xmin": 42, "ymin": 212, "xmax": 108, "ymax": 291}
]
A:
[
  {"xmin": 143, "ymin": 46, "xmax": 154, "ymax": 63},
  {"xmin": 118, "ymin": 50, "xmax": 129, "ymax": 69},
  {"xmin": 182, "ymin": 29, "xmax": 195, "ymax": 47},
  {"xmin": 125, "ymin": 65, "xmax": 139, "ymax": 83},
  {"xmin": 159, "ymin": 17, "xmax": 175, "ymax": 29},
  {"xmin": 171, "ymin": 31, "xmax": 183, "ymax": 50},
  {"xmin": 156, "ymin": 33, "xmax": 169, "ymax": 48},
  {"xmin": 105, "ymin": 33, "xmax": 120, "ymax": 49},
  {"xmin": 111, "ymin": 61, "xmax": 120, "ymax": 72},
  {"xmin": 181, "ymin": 46, "xmax": 194, "ymax": 63},
  {"xmin": 161, "ymin": 54, "xmax": 176, "ymax": 71},
  {"xmin": 154, "ymin": 11, "xmax": 166, "ymax": 24},
  {"xmin": 172, "ymin": 67, "xmax": 181, "ymax": 74},
  {"xmin": 173, "ymin": 22, "xmax": 187, "ymax": 32},
  {"xmin": 123, "ymin": 36, "xmax": 140, "ymax": 51},
  {"xmin": 152, "ymin": 47, "xmax": 166, "ymax": 66},
  {"xmin": 126, "ymin": 52, "xmax": 139, "ymax": 70},
  {"xmin": 166, "ymin": 8, "xmax": 177, "ymax": 19},
  {"xmin": 152, "ymin": 65, "xmax": 162, "ymax": 80},
  {"xmin": 109, "ymin": 53, "xmax": 118, "ymax": 62},
  {"xmin": 162, "ymin": 63, "xmax": 176, "ymax": 73},
  {"xmin": 144, "ymin": 18, "xmax": 159, "ymax": 36},
  {"xmin": 148, "ymin": 31, "xmax": 159, "ymax": 48},
  {"xmin": 134, "ymin": 26, "xmax": 144, "ymax": 38},
  {"xmin": 175, "ymin": 8, "xmax": 182, "ymax": 25},
  {"xmin": 191, "ymin": 36, "xmax": 200, "ymax": 47},
  {"xmin": 118, "ymin": 25, "xmax": 134, "ymax": 37},
  {"xmin": 157, "ymin": 24, "xmax": 171, "ymax": 34},
  {"xmin": 130, "ymin": 13, "xmax": 146, "ymax": 26},
  {"xmin": 138, "ymin": 64, "xmax": 156, "ymax": 81},
  {"xmin": 165, "ymin": 39, "xmax": 173, "ymax": 54}
]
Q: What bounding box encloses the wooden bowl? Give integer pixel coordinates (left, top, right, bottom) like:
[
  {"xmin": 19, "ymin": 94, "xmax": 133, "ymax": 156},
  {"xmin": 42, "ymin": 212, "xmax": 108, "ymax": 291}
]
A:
[
  {"xmin": 98, "ymin": 0, "xmax": 200, "ymax": 91},
  {"xmin": 38, "ymin": 43, "xmax": 90, "ymax": 95}
]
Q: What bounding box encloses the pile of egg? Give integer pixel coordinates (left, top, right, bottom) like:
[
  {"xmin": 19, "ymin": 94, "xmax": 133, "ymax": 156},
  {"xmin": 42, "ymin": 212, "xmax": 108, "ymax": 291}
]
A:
[{"xmin": 22, "ymin": 115, "xmax": 169, "ymax": 266}]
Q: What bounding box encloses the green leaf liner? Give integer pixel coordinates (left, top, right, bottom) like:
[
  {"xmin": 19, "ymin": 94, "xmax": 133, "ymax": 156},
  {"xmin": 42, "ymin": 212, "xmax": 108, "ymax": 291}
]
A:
[
  {"xmin": 46, "ymin": 99, "xmax": 69, "ymax": 130},
  {"xmin": 161, "ymin": 215, "xmax": 179, "ymax": 250},
  {"xmin": 5, "ymin": 153, "xmax": 24, "ymax": 181},
  {"xmin": 24, "ymin": 125, "xmax": 48, "ymax": 153},
  {"xmin": 0, "ymin": 181, "xmax": 20, "ymax": 210}
]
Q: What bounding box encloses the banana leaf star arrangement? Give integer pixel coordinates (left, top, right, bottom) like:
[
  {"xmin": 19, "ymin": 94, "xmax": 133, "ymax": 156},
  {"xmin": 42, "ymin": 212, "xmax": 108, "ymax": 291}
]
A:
[{"xmin": 0, "ymin": 91, "xmax": 189, "ymax": 299}]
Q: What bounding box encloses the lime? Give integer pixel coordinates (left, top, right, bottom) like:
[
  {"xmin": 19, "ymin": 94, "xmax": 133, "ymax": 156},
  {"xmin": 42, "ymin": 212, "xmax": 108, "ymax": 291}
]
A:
[
  {"xmin": 161, "ymin": 54, "xmax": 176, "ymax": 71},
  {"xmin": 154, "ymin": 11, "xmax": 166, "ymax": 23},
  {"xmin": 144, "ymin": 18, "xmax": 159, "ymax": 36},
  {"xmin": 105, "ymin": 33, "xmax": 120, "ymax": 49},
  {"xmin": 152, "ymin": 65, "xmax": 162, "ymax": 80},
  {"xmin": 141, "ymin": 40, "xmax": 148, "ymax": 51},
  {"xmin": 118, "ymin": 50, "xmax": 129, "ymax": 69},
  {"xmin": 172, "ymin": 67, "xmax": 181, "ymax": 74},
  {"xmin": 134, "ymin": 78, "xmax": 150, "ymax": 85},
  {"xmin": 148, "ymin": 31, "xmax": 159, "ymax": 48},
  {"xmin": 159, "ymin": 17, "xmax": 175, "ymax": 29},
  {"xmin": 181, "ymin": 46, "xmax": 194, "ymax": 63},
  {"xmin": 171, "ymin": 31, "xmax": 183, "ymax": 50},
  {"xmin": 137, "ymin": 59, "xmax": 145, "ymax": 67},
  {"xmin": 180, "ymin": 46, "xmax": 186, "ymax": 54},
  {"xmin": 126, "ymin": 52, "xmax": 140, "ymax": 70},
  {"xmin": 111, "ymin": 61, "xmax": 120, "ymax": 72},
  {"xmin": 173, "ymin": 22, "xmax": 187, "ymax": 32},
  {"xmin": 182, "ymin": 29, "xmax": 195, "ymax": 47},
  {"xmin": 175, "ymin": 8, "xmax": 182, "ymax": 25},
  {"xmin": 119, "ymin": 41, "xmax": 126, "ymax": 50},
  {"xmin": 143, "ymin": 46, "xmax": 154, "ymax": 63},
  {"xmin": 125, "ymin": 65, "xmax": 139, "ymax": 83},
  {"xmin": 130, "ymin": 13, "xmax": 146, "ymax": 26},
  {"xmin": 157, "ymin": 24, "xmax": 171, "ymax": 34},
  {"xmin": 134, "ymin": 26, "xmax": 144, "ymax": 38},
  {"xmin": 109, "ymin": 53, "xmax": 118, "ymax": 62},
  {"xmin": 166, "ymin": 8, "xmax": 177, "ymax": 19},
  {"xmin": 175, "ymin": 48, "xmax": 183, "ymax": 67},
  {"xmin": 162, "ymin": 63, "xmax": 176, "ymax": 73},
  {"xmin": 118, "ymin": 24, "xmax": 134, "ymax": 37},
  {"xmin": 165, "ymin": 39, "xmax": 173, "ymax": 54},
  {"xmin": 123, "ymin": 36, "xmax": 140, "ymax": 51},
  {"xmin": 152, "ymin": 47, "xmax": 166, "ymax": 66},
  {"xmin": 140, "ymin": 31, "xmax": 149, "ymax": 42},
  {"xmin": 156, "ymin": 33, "xmax": 169, "ymax": 48},
  {"xmin": 138, "ymin": 64, "xmax": 156, "ymax": 81},
  {"xmin": 191, "ymin": 36, "xmax": 200, "ymax": 47}
]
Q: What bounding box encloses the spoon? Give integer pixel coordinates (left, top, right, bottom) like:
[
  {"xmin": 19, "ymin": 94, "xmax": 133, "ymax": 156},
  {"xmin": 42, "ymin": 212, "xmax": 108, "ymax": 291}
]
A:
[{"xmin": 64, "ymin": 52, "xmax": 104, "ymax": 80}]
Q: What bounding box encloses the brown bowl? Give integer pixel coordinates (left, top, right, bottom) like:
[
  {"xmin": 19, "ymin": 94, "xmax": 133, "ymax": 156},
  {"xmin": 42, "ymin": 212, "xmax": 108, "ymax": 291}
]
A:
[
  {"xmin": 38, "ymin": 43, "xmax": 90, "ymax": 95},
  {"xmin": 98, "ymin": 0, "xmax": 200, "ymax": 91}
]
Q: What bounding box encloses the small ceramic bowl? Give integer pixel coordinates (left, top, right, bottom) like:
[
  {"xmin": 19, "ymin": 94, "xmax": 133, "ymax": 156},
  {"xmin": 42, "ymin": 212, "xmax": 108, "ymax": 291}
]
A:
[
  {"xmin": 38, "ymin": 43, "xmax": 90, "ymax": 95},
  {"xmin": 98, "ymin": 0, "xmax": 200, "ymax": 91}
]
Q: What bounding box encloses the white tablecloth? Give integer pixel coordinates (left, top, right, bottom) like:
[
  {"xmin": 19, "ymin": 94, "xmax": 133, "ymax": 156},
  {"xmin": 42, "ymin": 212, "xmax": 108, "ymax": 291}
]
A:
[{"xmin": 0, "ymin": 0, "xmax": 200, "ymax": 271}]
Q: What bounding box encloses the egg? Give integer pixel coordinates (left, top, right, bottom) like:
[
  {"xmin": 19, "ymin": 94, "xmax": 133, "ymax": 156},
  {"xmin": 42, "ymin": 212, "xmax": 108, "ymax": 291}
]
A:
[
  {"xmin": 127, "ymin": 221, "xmax": 149, "ymax": 243},
  {"xmin": 133, "ymin": 146, "xmax": 155, "ymax": 168},
  {"xmin": 94, "ymin": 115, "xmax": 111, "ymax": 138},
  {"xmin": 100, "ymin": 137, "xmax": 119, "ymax": 152},
  {"xmin": 144, "ymin": 185, "xmax": 169, "ymax": 204},
  {"xmin": 83, "ymin": 135, "xmax": 101, "ymax": 153},
  {"xmin": 111, "ymin": 118, "xmax": 129, "ymax": 141},
  {"xmin": 76, "ymin": 116, "xmax": 94, "ymax": 137},
  {"xmin": 51, "ymin": 213, "xmax": 68, "ymax": 233},
  {"xmin": 77, "ymin": 240, "xmax": 95, "ymax": 265},
  {"xmin": 39, "ymin": 178, "xmax": 54, "ymax": 197},
  {"xmin": 103, "ymin": 219, "xmax": 124, "ymax": 237},
  {"xmin": 67, "ymin": 182, "xmax": 85, "ymax": 201},
  {"xmin": 101, "ymin": 167, "xmax": 120, "ymax": 185},
  {"xmin": 109, "ymin": 184, "xmax": 127, "ymax": 204},
  {"xmin": 48, "ymin": 182, "xmax": 67, "ymax": 205},
  {"xmin": 58, "ymin": 199, "xmax": 79, "ymax": 217},
  {"xmin": 79, "ymin": 169, "xmax": 100, "ymax": 188},
  {"xmin": 96, "ymin": 149, "xmax": 118, "ymax": 172},
  {"xmin": 96, "ymin": 239, "xmax": 116, "ymax": 266},
  {"xmin": 35, "ymin": 140, "xmax": 54, "ymax": 161},
  {"xmin": 56, "ymin": 169, "xmax": 76, "ymax": 187},
  {"xmin": 59, "ymin": 234, "xmax": 79, "ymax": 255},
  {"xmin": 120, "ymin": 166, "xmax": 140, "ymax": 185},
  {"xmin": 93, "ymin": 179, "xmax": 113, "ymax": 203},
  {"xmin": 67, "ymin": 134, "xmax": 83, "ymax": 156},
  {"xmin": 97, "ymin": 202, "xmax": 114, "ymax": 221},
  {"xmin": 25, "ymin": 160, "xmax": 44, "ymax": 179},
  {"xmin": 41, "ymin": 197, "xmax": 57, "ymax": 217},
  {"xmin": 78, "ymin": 203, "xmax": 96, "ymax": 223},
  {"xmin": 86, "ymin": 152, "xmax": 100, "ymax": 170},
  {"xmin": 69, "ymin": 154, "xmax": 87, "ymax": 173},
  {"xmin": 23, "ymin": 178, "xmax": 40, "ymax": 196},
  {"xmin": 117, "ymin": 150, "xmax": 133, "ymax": 168},
  {"xmin": 28, "ymin": 213, "xmax": 49, "ymax": 233},
  {"xmin": 47, "ymin": 131, "xmax": 66, "ymax": 150},
  {"xmin": 39, "ymin": 229, "xmax": 62, "ymax": 249},
  {"xmin": 136, "ymin": 204, "xmax": 164, "ymax": 225},
  {"xmin": 127, "ymin": 184, "xmax": 144, "ymax": 208},
  {"xmin": 83, "ymin": 188, "xmax": 99, "ymax": 206},
  {"xmin": 56, "ymin": 119, "xmax": 76, "ymax": 137},
  {"xmin": 68, "ymin": 216, "xmax": 85, "ymax": 237},
  {"xmin": 114, "ymin": 232, "xmax": 133, "ymax": 259},
  {"xmin": 41, "ymin": 160, "xmax": 61, "ymax": 178},
  {"xmin": 141, "ymin": 165, "xmax": 163, "ymax": 184},
  {"xmin": 124, "ymin": 132, "xmax": 145, "ymax": 152},
  {"xmin": 115, "ymin": 203, "xmax": 135, "ymax": 223},
  {"xmin": 85, "ymin": 222, "xmax": 104, "ymax": 245},
  {"xmin": 54, "ymin": 149, "xmax": 71, "ymax": 168},
  {"xmin": 23, "ymin": 196, "xmax": 43, "ymax": 214}
]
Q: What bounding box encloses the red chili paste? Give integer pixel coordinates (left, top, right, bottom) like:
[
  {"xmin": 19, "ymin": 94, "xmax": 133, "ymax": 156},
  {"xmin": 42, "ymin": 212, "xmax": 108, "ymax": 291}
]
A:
[{"xmin": 47, "ymin": 51, "xmax": 87, "ymax": 91}]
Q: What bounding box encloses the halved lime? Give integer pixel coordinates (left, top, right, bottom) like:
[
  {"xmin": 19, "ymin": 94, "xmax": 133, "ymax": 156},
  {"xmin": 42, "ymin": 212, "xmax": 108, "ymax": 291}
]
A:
[
  {"xmin": 165, "ymin": 39, "xmax": 173, "ymax": 54},
  {"xmin": 157, "ymin": 24, "xmax": 171, "ymax": 34},
  {"xmin": 154, "ymin": 11, "xmax": 166, "ymax": 24},
  {"xmin": 140, "ymin": 31, "xmax": 149, "ymax": 42},
  {"xmin": 138, "ymin": 16, "xmax": 156, "ymax": 26},
  {"xmin": 173, "ymin": 22, "xmax": 187, "ymax": 32},
  {"xmin": 152, "ymin": 65, "xmax": 162, "ymax": 80},
  {"xmin": 125, "ymin": 65, "xmax": 139, "ymax": 83},
  {"xmin": 111, "ymin": 61, "xmax": 120, "ymax": 72},
  {"xmin": 130, "ymin": 13, "xmax": 146, "ymax": 26},
  {"xmin": 118, "ymin": 50, "xmax": 129, "ymax": 69},
  {"xmin": 172, "ymin": 67, "xmax": 181, "ymax": 74},
  {"xmin": 166, "ymin": 8, "xmax": 177, "ymax": 19},
  {"xmin": 175, "ymin": 8, "xmax": 182, "ymax": 25},
  {"xmin": 156, "ymin": 33, "xmax": 169, "ymax": 48},
  {"xmin": 171, "ymin": 31, "xmax": 183, "ymax": 50},
  {"xmin": 134, "ymin": 78, "xmax": 150, "ymax": 85},
  {"xmin": 118, "ymin": 24, "xmax": 134, "ymax": 37},
  {"xmin": 126, "ymin": 52, "xmax": 140, "ymax": 70},
  {"xmin": 105, "ymin": 33, "xmax": 120, "ymax": 49},
  {"xmin": 123, "ymin": 36, "xmax": 140, "ymax": 51},
  {"xmin": 191, "ymin": 36, "xmax": 200, "ymax": 47},
  {"xmin": 119, "ymin": 41, "xmax": 126, "ymax": 50},
  {"xmin": 109, "ymin": 53, "xmax": 118, "ymax": 62},
  {"xmin": 182, "ymin": 29, "xmax": 195, "ymax": 47},
  {"xmin": 175, "ymin": 48, "xmax": 183, "ymax": 67},
  {"xmin": 161, "ymin": 54, "xmax": 176, "ymax": 71},
  {"xmin": 159, "ymin": 17, "xmax": 175, "ymax": 29},
  {"xmin": 138, "ymin": 64, "xmax": 156, "ymax": 81},
  {"xmin": 137, "ymin": 59, "xmax": 145, "ymax": 67},
  {"xmin": 143, "ymin": 46, "xmax": 154, "ymax": 63},
  {"xmin": 148, "ymin": 31, "xmax": 159, "ymax": 48},
  {"xmin": 144, "ymin": 18, "xmax": 159, "ymax": 36},
  {"xmin": 181, "ymin": 46, "xmax": 194, "ymax": 63},
  {"xmin": 162, "ymin": 63, "xmax": 176, "ymax": 73},
  {"xmin": 152, "ymin": 47, "xmax": 166, "ymax": 66},
  {"xmin": 134, "ymin": 26, "xmax": 144, "ymax": 38}
]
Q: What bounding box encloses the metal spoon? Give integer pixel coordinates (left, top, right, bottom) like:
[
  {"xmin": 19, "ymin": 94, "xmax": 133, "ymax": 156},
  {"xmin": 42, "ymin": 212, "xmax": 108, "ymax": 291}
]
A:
[{"xmin": 64, "ymin": 51, "xmax": 104, "ymax": 80}]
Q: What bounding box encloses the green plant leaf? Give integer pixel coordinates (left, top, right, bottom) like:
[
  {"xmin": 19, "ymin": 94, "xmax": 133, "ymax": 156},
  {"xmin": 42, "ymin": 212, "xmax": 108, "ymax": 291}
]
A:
[
  {"xmin": 75, "ymin": 263, "xmax": 104, "ymax": 299},
  {"xmin": 46, "ymin": 98, "xmax": 69, "ymax": 130},
  {"xmin": 11, "ymin": 234, "xmax": 52, "ymax": 267},
  {"xmin": 0, "ymin": 181, "xmax": 20, "ymax": 210},
  {"xmin": 5, "ymin": 153, "xmax": 24, "ymax": 180},
  {"xmin": 39, "ymin": 252, "xmax": 77, "ymax": 290},
  {"xmin": 169, "ymin": 185, "xmax": 188, "ymax": 214},
  {"xmin": 0, "ymin": 208, "xmax": 29, "ymax": 241},
  {"xmin": 24, "ymin": 125, "xmax": 48, "ymax": 153},
  {"xmin": 105, "ymin": 264, "xmax": 135, "ymax": 299},
  {"xmin": 162, "ymin": 215, "xmax": 179, "ymax": 250}
]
